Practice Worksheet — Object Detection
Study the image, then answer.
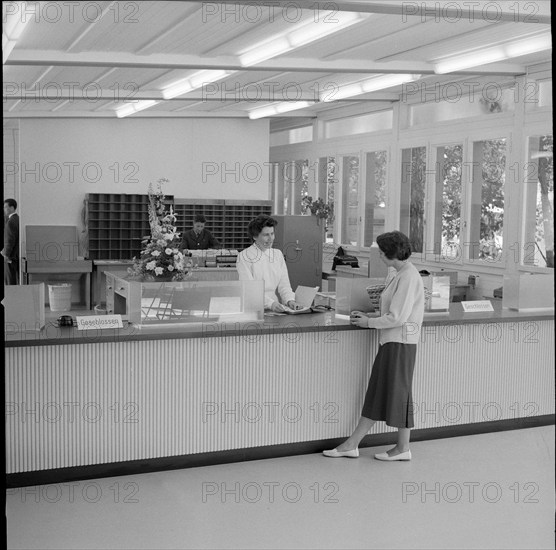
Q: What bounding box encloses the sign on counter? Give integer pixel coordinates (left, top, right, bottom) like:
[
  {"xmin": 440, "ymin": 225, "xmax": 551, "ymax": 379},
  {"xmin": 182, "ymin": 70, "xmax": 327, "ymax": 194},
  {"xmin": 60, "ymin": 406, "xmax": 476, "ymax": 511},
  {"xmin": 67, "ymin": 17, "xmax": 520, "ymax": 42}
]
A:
[
  {"xmin": 76, "ymin": 315, "xmax": 123, "ymax": 330},
  {"xmin": 461, "ymin": 300, "xmax": 494, "ymax": 313}
]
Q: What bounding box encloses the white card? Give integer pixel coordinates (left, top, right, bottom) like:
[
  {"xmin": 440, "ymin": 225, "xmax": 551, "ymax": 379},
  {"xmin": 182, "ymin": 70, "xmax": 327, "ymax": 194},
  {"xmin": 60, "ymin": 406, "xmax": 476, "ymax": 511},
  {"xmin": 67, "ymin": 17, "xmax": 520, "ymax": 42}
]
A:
[
  {"xmin": 461, "ymin": 300, "xmax": 494, "ymax": 312},
  {"xmin": 76, "ymin": 315, "xmax": 124, "ymax": 330}
]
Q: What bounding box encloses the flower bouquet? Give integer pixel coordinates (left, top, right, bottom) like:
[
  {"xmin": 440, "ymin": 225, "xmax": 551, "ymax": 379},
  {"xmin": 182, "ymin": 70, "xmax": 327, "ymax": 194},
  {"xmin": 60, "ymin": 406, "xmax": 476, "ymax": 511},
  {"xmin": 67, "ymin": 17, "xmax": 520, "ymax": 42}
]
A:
[
  {"xmin": 301, "ymin": 196, "xmax": 334, "ymax": 222},
  {"xmin": 128, "ymin": 178, "xmax": 191, "ymax": 281}
]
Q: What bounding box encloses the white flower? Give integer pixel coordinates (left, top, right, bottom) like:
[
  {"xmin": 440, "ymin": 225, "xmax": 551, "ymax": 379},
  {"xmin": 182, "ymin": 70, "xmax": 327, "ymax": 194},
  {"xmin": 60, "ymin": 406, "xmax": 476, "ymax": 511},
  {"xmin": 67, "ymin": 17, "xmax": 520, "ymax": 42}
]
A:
[
  {"xmin": 164, "ymin": 234, "xmax": 173, "ymax": 240},
  {"xmin": 172, "ymin": 248, "xmax": 178, "ymax": 254},
  {"xmin": 165, "ymin": 248, "xmax": 173, "ymax": 255},
  {"xmin": 151, "ymin": 250, "xmax": 161, "ymax": 257},
  {"xmin": 146, "ymin": 261, "xmax": 156, "ymax": 271},
  {"xmin": 154, "ymin": 267, "xmax": 164, "ymax": 276},
  {"xmin": 167, "ymin": 265, "xmax": 174, "ymax": 271}
]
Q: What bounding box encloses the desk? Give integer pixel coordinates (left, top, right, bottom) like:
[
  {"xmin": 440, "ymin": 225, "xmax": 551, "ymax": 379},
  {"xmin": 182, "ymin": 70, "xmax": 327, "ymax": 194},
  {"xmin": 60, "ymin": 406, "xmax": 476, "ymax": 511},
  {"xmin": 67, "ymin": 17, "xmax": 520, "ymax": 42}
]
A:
[
  {"xmin": 23, "ymin": 260, "xmax": 92, "ymax": 310},
  {"xmin": 92, "ymin": 260, "xmax": 134, "ymax": 306}
]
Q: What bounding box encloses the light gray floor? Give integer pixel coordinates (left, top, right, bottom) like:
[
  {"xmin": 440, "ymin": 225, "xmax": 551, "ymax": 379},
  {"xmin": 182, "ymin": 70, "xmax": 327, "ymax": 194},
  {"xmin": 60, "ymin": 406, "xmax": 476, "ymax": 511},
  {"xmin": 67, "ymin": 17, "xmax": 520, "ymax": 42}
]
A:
[{"xmin": 6, "ymin": 425, "xmax": 555, "ymax": 550}]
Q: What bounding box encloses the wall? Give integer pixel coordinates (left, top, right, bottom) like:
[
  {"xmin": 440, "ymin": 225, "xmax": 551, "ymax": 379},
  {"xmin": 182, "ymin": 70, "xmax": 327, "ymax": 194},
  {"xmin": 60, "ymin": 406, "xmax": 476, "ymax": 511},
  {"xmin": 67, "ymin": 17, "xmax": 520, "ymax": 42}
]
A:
[
  {"xmin": 18, "ymin": 117, "xmax": 270, "ymax": 232},
  {"xmin": 3, "ymin": 120, "xmax": 19, "ymax": 201}
]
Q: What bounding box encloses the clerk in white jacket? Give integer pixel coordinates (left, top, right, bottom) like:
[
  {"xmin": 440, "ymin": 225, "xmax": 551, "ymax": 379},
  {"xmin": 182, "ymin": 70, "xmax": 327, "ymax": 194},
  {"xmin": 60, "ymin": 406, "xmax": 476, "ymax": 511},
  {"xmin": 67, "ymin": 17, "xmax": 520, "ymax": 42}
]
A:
[{"xmin": 236, "ymin": 215, "xmax": 302, "ymax": 312}]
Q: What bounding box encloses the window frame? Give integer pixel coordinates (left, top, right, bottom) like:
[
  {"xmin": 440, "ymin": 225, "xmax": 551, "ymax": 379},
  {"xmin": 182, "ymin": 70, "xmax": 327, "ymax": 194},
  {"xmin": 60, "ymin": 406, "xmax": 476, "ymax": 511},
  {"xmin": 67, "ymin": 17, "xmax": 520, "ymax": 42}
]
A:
[{"xmin": 517, "ymin": 123, "xmax": 554, "ymax": 273}]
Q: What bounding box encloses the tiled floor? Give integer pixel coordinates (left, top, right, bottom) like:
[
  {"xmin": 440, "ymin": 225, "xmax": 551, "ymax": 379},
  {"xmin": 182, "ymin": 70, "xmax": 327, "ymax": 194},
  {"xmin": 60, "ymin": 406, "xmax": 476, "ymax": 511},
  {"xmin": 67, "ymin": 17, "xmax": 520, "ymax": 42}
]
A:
[{"xmin": 6, "ymin": 425, "xmax": 555, "ymax": 550}]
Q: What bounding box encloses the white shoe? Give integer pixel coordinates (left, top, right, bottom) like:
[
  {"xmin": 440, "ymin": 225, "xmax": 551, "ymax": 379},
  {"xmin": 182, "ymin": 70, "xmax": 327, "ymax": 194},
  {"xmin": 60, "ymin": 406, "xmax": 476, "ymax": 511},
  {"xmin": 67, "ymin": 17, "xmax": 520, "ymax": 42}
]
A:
[
  {"xmin": 322, "ymin": 448, "xmax": 359, "ymax": 458},
  {"xmin": 374, "ymin": 449, "xmax": 411, "ymax": 461}
]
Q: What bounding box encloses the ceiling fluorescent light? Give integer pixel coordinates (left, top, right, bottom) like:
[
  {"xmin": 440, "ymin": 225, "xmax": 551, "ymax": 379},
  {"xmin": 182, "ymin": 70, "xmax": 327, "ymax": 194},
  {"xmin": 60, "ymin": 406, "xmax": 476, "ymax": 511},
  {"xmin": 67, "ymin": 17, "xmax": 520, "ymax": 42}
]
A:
[
  {"xmin": 240, "ymin": 11, "xmax": 369, "ymax": 67},
  {"xmin": 434, "ymin": 33, "xmax": 552, "ymax": 74},
  {"xmin": 249, "ymin": 101, "xmax": 312, "ymax": 119},
  {"xmin": 115, "ymin": 100, "xmax": 159, "ymax": 118},
  {"xmin": 162, "ymin": 70, "xmax": 235, "ymax": 100},
  {"xmin": 322, "ymin": 74, "xmax": 421, "ymax": 102}
]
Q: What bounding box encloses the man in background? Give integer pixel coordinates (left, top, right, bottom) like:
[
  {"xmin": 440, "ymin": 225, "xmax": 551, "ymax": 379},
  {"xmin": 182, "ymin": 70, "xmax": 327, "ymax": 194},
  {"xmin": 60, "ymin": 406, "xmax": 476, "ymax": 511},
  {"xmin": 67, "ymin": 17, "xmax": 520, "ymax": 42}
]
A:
[
  {"xmin": 181, "ymin": 214, "xmax": 220, "ymax": 250},
  {"xmin": 2, "ymin": 198, "xmax": 20, "ymax": 285}
]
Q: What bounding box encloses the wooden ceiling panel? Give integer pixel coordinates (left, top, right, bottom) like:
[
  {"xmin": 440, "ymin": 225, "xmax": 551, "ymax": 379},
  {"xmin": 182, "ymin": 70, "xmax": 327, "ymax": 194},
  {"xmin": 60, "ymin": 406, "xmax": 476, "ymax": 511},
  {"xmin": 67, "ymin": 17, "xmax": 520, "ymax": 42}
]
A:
[{"xmin": 3, "ymin": 1, "xmax": 551, "ymax": 118}]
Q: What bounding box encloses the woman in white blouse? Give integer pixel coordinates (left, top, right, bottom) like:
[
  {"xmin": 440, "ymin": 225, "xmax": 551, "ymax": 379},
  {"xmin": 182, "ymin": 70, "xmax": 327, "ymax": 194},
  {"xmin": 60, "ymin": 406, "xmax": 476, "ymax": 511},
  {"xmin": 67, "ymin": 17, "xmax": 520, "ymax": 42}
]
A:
[
  {"xmin": 236, "ymin": 215, "xmax": 302, "ymax": 312},
  {"xmin": 324, "ymin": 231, "xmax": 425, "ymax": 461}
]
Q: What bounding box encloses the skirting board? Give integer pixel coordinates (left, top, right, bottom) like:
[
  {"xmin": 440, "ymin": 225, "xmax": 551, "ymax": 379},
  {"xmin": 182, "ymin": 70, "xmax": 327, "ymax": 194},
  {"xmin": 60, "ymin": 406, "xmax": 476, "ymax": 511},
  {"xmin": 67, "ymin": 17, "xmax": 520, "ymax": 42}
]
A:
[{"xmin": 6, "ymin": 414, "xmax": 554, "ymax": 488}]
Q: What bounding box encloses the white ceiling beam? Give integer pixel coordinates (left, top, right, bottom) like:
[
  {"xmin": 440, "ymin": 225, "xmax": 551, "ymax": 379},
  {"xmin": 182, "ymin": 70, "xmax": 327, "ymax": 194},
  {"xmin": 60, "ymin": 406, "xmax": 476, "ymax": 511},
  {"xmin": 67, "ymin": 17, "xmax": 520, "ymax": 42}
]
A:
[
  {"xmin": 2, "ymin": 110, "xmax": 310, "ymax": 118},
  {"xmin": 208, "ymin": 0, "xmax": 552, "ymax": 24},
  {"xmin": 2, "ymin": 90, "xmax": 399, "ymax": 102},
  {"xmin": 5, "ymin": 50, "xmax": 527, "ymax": 75}
]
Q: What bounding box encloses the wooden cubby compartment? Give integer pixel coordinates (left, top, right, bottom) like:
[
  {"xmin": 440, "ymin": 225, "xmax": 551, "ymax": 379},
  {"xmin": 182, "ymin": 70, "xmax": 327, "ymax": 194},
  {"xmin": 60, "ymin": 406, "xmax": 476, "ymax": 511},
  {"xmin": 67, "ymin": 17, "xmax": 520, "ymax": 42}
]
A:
[{"xmin": 87, "ymin": 194, "xmax": 271, "ymax": 259}]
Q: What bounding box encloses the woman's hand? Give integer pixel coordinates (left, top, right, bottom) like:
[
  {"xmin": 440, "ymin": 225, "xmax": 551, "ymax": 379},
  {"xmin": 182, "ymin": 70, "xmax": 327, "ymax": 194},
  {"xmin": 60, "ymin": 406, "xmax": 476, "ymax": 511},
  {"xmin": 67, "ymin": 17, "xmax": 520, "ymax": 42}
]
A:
[
  {"xmin": 271, "ymin": 301, "xmax": 287, "ymax": 313},
  {"xmin": 286, "ymin": 300, "xmax": 303, "ymax": 310},
  {"xmin": 350, "ymin": 310, "xmax": 370, "ymax": 328}
]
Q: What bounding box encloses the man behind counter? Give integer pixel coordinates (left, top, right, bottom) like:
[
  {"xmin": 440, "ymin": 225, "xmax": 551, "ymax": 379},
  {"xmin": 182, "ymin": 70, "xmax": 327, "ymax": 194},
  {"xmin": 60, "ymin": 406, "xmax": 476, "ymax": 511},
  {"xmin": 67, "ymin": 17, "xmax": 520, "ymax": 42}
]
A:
[{"xmin": 181, "ymin": 214, "xmax": 220, "ymax": 250}]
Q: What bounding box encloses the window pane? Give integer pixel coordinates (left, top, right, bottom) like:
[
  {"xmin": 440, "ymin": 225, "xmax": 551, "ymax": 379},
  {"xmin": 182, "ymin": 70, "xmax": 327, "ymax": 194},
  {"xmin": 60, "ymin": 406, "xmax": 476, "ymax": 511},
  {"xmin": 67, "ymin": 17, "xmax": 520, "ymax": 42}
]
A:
[
  {"xmin": 470, "ymin": 139, "xmax": 506, "ymax": 261},
  {"xmin": 432, "ymin": 145, "xmax": 463, "ymax": 260},
  {"xmin": 324, "ymin": 110, "xmax": 393, "ymax": 138},
  {"xmin": 312, "ymin": 157, "xmax": 336, "ymax": 243},
  {"xmin": 364, "ymin": 151, "xmax": 387, "ymax": 246},
  {"xmin": 283, "ymin": 161, "xmax": 292, "ymax": 214},
  {"xmin": 326, "ymin": 157, "xmax": 336, "ymax": 243},
  {"xmin": 400, "ymin": 147, "xmax": 426, "ymax": 253},
  {"xmin": 523, "ymin": 135, "xmax": 553, "ymax": 268},
  {"xmin": 341, "ymin": 155, "xmax": 360, "ymax": 245},
  {"xmin": 270, "ymin": 125, "xmax": 313, "ymax": 146},
  {"xmin": 294, "ymin": 159, "xmax": 309, "ymax": 215}
]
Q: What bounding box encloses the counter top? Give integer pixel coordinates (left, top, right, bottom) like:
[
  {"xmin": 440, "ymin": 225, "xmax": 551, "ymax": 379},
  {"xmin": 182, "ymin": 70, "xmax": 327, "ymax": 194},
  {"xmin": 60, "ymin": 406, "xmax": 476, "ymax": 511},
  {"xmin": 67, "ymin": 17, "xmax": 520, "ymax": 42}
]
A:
[{"xmin": 5, "ymin": 301, "xmax": 553, "ymax": 347}]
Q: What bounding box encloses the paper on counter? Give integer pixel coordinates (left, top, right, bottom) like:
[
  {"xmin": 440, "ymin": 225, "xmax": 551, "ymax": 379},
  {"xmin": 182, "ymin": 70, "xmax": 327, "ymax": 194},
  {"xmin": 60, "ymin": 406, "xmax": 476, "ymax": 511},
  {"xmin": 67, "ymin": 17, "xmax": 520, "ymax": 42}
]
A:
[{"xmin": 295, "ymin": 285, "xmax": 319, "ymax": 308}]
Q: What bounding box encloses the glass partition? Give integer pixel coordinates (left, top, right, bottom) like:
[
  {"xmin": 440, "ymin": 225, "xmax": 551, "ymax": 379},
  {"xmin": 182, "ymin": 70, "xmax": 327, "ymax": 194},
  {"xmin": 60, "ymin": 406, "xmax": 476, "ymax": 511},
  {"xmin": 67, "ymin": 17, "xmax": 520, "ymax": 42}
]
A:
[{"xmin": 126, "ymin": 280, "xmax": 264, "ymax": 325}]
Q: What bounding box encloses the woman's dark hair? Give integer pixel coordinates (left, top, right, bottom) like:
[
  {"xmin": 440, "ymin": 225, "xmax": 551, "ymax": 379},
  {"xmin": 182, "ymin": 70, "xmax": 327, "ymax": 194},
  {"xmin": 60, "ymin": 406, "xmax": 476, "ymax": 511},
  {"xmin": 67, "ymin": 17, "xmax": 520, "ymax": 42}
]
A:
[
  {"xmin": 194, "ymin": 214, "xmax": 206, "ymax": 223},
  {"xmin": 247, "ymin": 215, "xmax": 278, "ymax": 239},
  {"xmin": 376, "ymin": 231, "xmax": 412, "ymax": 260}
]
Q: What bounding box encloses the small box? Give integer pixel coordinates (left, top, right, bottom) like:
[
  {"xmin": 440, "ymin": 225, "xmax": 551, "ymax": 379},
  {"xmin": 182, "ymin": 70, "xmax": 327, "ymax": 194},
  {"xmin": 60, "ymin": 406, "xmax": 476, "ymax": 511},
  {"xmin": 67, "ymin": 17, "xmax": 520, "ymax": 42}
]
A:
[
  {"xmin": 423, "ymin": 275, "xmax": 450, "ymax": 312},
  {"xmin": 502, "ymin": 273, "xmax": 555, "ymax": 311},
  {"xmin": 430, "ymin": 270, "xmax": 458, "ymax": 286},
  {"xmin": 336, "ymin": 277, "xmax": 385, "ymax": 315}
]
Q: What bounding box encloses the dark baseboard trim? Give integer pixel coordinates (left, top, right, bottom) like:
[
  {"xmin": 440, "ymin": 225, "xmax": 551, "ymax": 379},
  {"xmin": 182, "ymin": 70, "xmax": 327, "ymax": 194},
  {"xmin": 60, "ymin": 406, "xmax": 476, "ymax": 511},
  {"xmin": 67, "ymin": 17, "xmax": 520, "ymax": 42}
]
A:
[{"xmin": 7, "ymin": 415, "xmax": 554, "ymax": 488}]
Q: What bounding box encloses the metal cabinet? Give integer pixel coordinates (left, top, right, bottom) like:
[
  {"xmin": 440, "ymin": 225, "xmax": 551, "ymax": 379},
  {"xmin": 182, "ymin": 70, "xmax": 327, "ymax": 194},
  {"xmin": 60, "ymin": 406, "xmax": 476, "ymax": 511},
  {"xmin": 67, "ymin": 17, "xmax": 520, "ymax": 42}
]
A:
[{"xmin": 272, "ymin": 215, "xmax": 323, "ymax": 290}]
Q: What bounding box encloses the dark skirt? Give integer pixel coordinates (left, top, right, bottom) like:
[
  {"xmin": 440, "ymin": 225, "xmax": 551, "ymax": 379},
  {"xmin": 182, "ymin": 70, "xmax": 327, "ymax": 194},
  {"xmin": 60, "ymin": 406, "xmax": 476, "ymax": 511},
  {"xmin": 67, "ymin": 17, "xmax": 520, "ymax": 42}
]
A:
[{"xmin": 361, "ymin": 342, "xmax": 417, "ymax": 428}]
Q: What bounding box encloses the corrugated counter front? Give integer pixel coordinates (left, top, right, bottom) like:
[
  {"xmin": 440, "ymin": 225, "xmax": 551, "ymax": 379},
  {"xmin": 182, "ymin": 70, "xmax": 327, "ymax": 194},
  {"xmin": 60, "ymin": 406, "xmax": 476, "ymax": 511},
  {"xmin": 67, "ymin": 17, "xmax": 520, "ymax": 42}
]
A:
[{"xmin": 6, "ymin": 303, "xmax": 555, "ymax": 487}]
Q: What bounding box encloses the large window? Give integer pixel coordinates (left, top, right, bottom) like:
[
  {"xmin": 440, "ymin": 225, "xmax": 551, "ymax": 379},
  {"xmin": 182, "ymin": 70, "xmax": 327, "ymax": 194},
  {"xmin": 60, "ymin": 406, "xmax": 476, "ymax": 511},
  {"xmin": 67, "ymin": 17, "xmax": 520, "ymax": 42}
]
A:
[
  {"xmin": 400, "ymin": 147, "xmax": 426, "ymax": 253},
  {"xmin": 432, "ymin": 144, "xmax": 463, "ymax": 260},
  {"xmin": 469, "ymin": 139, "xmax": 507, "ymax": 261},
  {"xmin": 364, "ymin": 151, "xmax": 387, "ymax": 246},
  {"xmin": 274, "ymin": 159, "xmax": 308, "ymax": 215},
  {"xmin": 523, "ymin": 134, "xmax": 553, "ymax": 268},
  {"xmin": 341, "ymin": 155, "xmax": 360, "ymax": 245}
]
